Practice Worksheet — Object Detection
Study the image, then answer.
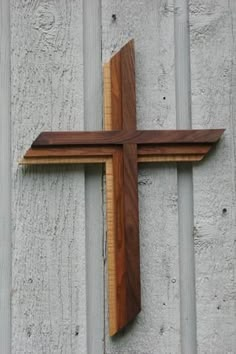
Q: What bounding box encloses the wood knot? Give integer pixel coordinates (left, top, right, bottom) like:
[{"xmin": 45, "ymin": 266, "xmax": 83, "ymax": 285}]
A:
[
  {"xmin": 33, "ymin": 4, "xmax": 57, "ymax": 32},
  {"xmin": 22, "ymin": 0, "xmax": 32, "ymax": 6}
]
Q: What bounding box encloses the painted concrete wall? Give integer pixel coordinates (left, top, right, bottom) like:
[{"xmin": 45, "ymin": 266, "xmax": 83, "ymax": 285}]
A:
[{"xmin": 0, "ymin": 0, "xmax": 234, "ymax": 353}]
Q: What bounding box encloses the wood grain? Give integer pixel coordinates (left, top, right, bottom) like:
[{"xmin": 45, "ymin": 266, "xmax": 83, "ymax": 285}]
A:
[
  {"xmin": 103, "ymin": 41, "xmax": 141, "ymax": 335},
  {"xmin": 105, "ymin": 47, "xmax": 127, "ymax": 335},
  {"xmin": 111, "ymin": 150, "xmax": 126, "ymax": 333},
  {"xmin": 24, "ymin": 146, "xmax": 117, "ymax": 158},
  {"xmin": 22, "ymin": 143, "xmax": 212, "ymax": 163},
  {"xmin": 20, "ymin": 153, "xmax": 207, "ymax": 165},
  {"xmin": 119, "ymin": 40, "xmax": 141, "ymax": 329},
  {"xmin": 103, "ymin": 62, "xmax": 112, "ymax": 130},
  {"xmin": 32, "ymin": 129, "xmax": 224, "ymax": 147},
  {"xmin": 23, "ymin": 143, "xmax": 212, "ymax": 159},
  {"xmin": 104, "ymin": 58, "xmax": 119, "ymax": 335},
  {"xmin": 105, "ymin": 157, "xmax": 118, "ymax": 336},
  {"xmin": 20, "ymin": 157, "xmax": 109, "ymax": 165},
  {"xmin": 122, "ymin": 143, "xmax": 141, "ymax": 323},
  {"xmin": 111, "ymin": 51, "xmax": 122, "ymax": 129},
  {"xmin": 121, "ymin": 40, "xmax": 136, "ymax": 131}
]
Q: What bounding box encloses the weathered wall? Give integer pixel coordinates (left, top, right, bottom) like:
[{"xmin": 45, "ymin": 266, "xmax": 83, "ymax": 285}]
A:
[
  {"xmin": 11, "ymin": 1, "xmax": 87, "ymax": 353},
  {"xmin": 0, "ymin": 0, "xmax": 11, "ymax": 353},
  {"xmin": 5, "ymin": 0, "xmax": 236, "ymax": 353},
  {"xmin": 190, "ymin": 1, "xmax": 236, "ymax": 353}
]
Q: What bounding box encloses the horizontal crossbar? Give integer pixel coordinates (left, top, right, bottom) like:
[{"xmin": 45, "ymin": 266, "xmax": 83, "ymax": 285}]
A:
[
  {"xmin": 20, "ymin": 143, "xmax": 213, "ymax": 165},
  {"xmin": 32, "ymin": 129, "xmax": 224, "ymax": 147}
]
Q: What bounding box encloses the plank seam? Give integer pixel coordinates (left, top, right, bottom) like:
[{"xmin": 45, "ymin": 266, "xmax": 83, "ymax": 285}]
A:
[
  {"xmin": 174, "ymin": 1, "xmax": 197, "ymax": 353},
  {"xmin": 0, "ymin": 0, "xmax": 11, "ymax": 352}
]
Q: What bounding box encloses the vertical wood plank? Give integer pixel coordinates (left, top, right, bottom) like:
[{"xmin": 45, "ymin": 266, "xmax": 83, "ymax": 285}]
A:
[
  {"xmin": 190, "ymin": 1, "xmax": 236, "ymax": 352},
  {"xmin": 105, "ymin": 42, "xmax": 141, "ymax": 335},
  {"xmin": 0, "ymin": 0, "xmax": 11, "ymax": 352},
  {"xmin": 104, "ymin": 60, "xmax": 118, "ymax": 335},
  {"xmin": 120, "ymin": 40, "xmax": 141, "ymax": 329},
  {"xmin": 111, "ymin": 149, "xmax": 126, "ymax": 333},
  {"xmin": 110, "ymin": 52, "xmax": 122, "ymax": 129},
  {"xmin": 110, "ymin": 143, "xmax": 140, "ymax": 335},
  {"xmin": 102, "ymin": 0, "xmax": 179, "ymax": 351},
  {"xmin": 121, "ymin": 39, "xmax": 136, "ymax": 131},
  {"xmin": 104, "ymin": 55, "xmax": 123, "ymax": 335},
  {"xmin": 11, "ymin": 1, "xmax": 87, "ymax": 352},
  {"xmin": 83, "ymin": 0, "xmax": 105, "ymax": 352},
  {"xmin": 122, "ymin": 143, "xmax": 141, "ymax": 324}
]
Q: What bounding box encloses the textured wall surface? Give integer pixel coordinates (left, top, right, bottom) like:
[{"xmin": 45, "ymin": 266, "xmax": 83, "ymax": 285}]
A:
[
  {"xmin": 7, "ymin": 0, "xmax": 236, "ymax": 353},
  {"xmin": 11, "ymin": 1, "xmax": 87, "ymax": 353},
  {"xmin": 190, "ymin": 1, "xmax": 236, "ymax": 353},
  {"xmin": 0, "ymin": 0, "xmax": 11, "ymax": 353}
]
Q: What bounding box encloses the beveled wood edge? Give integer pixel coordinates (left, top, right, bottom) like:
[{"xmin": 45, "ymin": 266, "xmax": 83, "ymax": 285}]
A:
[
  {"xmin": 103, "ymin": 62, "xmax": 112, "ymax": 130},
  {"xmin": 105, "ymin": 158, "xmax": 117, "ymax": 336},
  {"xmin": 138, "ymin": 154, "xmax": 205, "ymax": 162},
  {"xmin": 19, "ymin": 157, "xmax": 109, "ymax": 165},
  {"xmin": 31, "ymin": 128, "xmax": 225, "ymax": 147},
  {"xmin": 119, "ymin": 40, "xmax": 141, "ymax": 331},
  {"xmin": 19, "ymin": 154, "xmax": 206, "ymax": 165},
  {"xmin": 104, "ymin": 58, "xmax": 118, "ymax": 336},
  {"xmin": 19, "ymin": 142, "xmax": 213, "ymax": 163}
]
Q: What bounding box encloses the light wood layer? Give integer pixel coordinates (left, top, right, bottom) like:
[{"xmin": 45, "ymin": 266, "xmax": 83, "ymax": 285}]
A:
[
  {"xmin": 138, "ymin": 154, "xmax": 204, "ymax": 162},
  {"xmin": 105, "ymin": 158, "xmax": 117, "ymax": 336},
  {"xmin": 21, "ymin": 142, "xmax": 212, "ymax": 160},
  {"xmin": 103, "ymin": 62, "xmax": 112, "ymax": 131},
  {"xmin": 104, "ymin": 59, "xmax": 118, "ymax": 336},
  {"xmin": 20, "ymin": 153, "xmax": 206, "ymax": 165},
  {"xmin": 19, "ymin": 157, "xmax": 108, "ymax": 165}
]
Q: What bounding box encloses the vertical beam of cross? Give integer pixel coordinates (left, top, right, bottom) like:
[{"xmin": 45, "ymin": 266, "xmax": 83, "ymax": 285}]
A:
[{"xmin": 108, "ymin": 41, "xmax": 141, "ymax": 333}]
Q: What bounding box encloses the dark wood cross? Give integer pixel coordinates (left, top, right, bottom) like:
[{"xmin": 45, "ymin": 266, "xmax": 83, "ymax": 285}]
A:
[{"xmin": 21, "ymin": 40, "xmax": 224, "ymax": 336}]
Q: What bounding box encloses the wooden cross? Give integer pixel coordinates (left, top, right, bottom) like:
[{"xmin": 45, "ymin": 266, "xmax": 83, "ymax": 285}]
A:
[{"xmin": 20, "ymin": 40, "xmax": 224, "ymax": 336}]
